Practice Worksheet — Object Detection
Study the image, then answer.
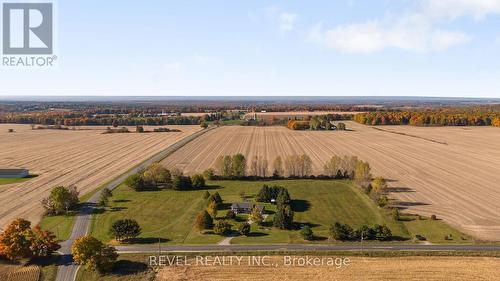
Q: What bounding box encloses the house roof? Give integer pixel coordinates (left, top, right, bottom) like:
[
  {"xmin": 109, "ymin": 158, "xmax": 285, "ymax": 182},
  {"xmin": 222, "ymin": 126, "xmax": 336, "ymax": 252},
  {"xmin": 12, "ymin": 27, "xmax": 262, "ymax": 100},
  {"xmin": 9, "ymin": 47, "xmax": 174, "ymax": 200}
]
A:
[
  {"xmin": 0, "ymin": 168, "xmax": 28, "ymax": 175},
  {"xmin": 231, "ymin": 202, "xmax": 264, "ymax": 211}
]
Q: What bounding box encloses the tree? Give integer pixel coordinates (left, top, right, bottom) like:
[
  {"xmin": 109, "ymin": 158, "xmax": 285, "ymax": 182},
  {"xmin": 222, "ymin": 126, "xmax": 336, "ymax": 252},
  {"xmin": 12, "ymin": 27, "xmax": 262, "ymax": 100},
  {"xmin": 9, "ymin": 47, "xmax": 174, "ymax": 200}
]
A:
[
  {"xmin": 213, "ymin": 220, "xmax": 232, "ymax": 236},
  {"xmin": 29, "ymin": 225, "xmax": 60, "ymax": 258},
  {"xmin": 143, "ymin": 163, "xmax": 171, "ymax": 187},
  {"xmin": 250, "ymin": 208, "xmax": 264, "ymax": 225},
  {"xmin": 239, "ymin": 223, "xmax": 251, "ymax": 236},
  {"xmin": 337, "ymin": 122, "xmax": 346, "ymax": 130},
  {"xmin": 354, "ymin": 160, "xmax": 372, "ymax": 188},
  {"xmin": 371, "ymin": 176, "xmax": 387, "ymax": 193},
  {"xmin": 300, "ymin": 226, "xmax": 314, "ymax": 240},
  {"xmin": 207, "ymin": 201, "xmax": 218, "ymax": 218},
  {"xmin": 136, "ymin": 125, "xmax": 144, "ymax": 133},
  {"xmin": 194, "ymin": 210, "xmax": 213, "ymax": 232},
  {"xmin": 112, "ymin": 119, "xmax": 118, "ymax": 128},
  {"xmin": 172, "ymin": 175, "xmax": 192, "ymax": 190},
  {"xmin": 273, "ymin": 206, "xmax": 293, "ymax": 230},
  {"xmin": 72, "ymin": 236, "xmax": 117, "ymax": 273},
  {"xmin": 373, "ymin": 224, "xmax": 392, "ymax": 241},
  {"xmin": 202, "ymin": 191, "xmax": 211, "ymax": 199},
  {"xmin": 109, "ymin": 219, "xmax": 141, "ymax": 242},
  {"xmin": 225, "ymin": 210, "xmax": 236, "ymax": 220},
  {"xmin": 392, "ymin": 208, "xmax": 400, "ymax": 221},
  {"xmin": 191, "ymin": 174, "xmax": 206, "ymax": 189},
  {"xmin": 200, "ymin": 122, "xmax": 208, "ymax": 129},
  {"xmin": 98, "ymin": 192, "xmax": 109, "ymax": 207},
  {"xmin": 231, "ymin": 153, "xmax": 246, "ymax": 178},
  {"xmin": 0, "ymin": 218, "xmax": 34, "ymax": 260},
  {"xmin": 124, "ymin": 174, "xmax": 147, "ymax": 191},
  {"xmin": 324, "ymin": 156, "xmax": 342, "ymax": 178},
  {"xmin": 329, "ymin": 222, "xmax": 353, "ymax": 241},
  {"xmin": 222, "ymin": 155, "xmax": 233, "ymax": 177},
  {"xmin": 42, "ymin": 186, "xmax": 79, "ymax": 215},
  {"xmin": 214, "ymin": 156, "xmax": 225, "ymax": 176},
  {"xmin": 276, "ymin": 188, "xmax": 291, "ymax": 209},
  {"xmin": 202, "ymin": 168, "xmax": 215, "ymax": 180},
  {"xmin": 272, "ymin": 156, "xmax": 284, "ymax": 178}
]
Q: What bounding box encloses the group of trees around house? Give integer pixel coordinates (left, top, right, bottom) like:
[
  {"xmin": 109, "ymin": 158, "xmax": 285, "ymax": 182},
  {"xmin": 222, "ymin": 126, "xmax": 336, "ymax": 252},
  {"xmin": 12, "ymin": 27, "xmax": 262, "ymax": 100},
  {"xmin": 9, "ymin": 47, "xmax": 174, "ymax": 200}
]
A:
[
  {"xmin": 0, "ymin": 218, "xmax": 60, "ymax": 261},
  {"xmin": 41, "ymin": 185, "xmax": 79, "ymax": 215},
  {"xmin": 255, "ymin": 186, "xmax": 295, "ymax": 230},
  {"xmin": 124, "ymin": 163, "xmax": 206, "ymax": 191},
  {"xmin": 330, "ymin": 222, "xmax": 392, "ymax": 241},
  {"xmin": 193, "ymin": 191, "xmax": 234, "ymax": 236},
  {"xmin": 354, "ymin": 110, "xmax": 500, "ymax": 126},
  {"xmin": 287, "ymin": 118, "xmax": 348, "ymax": 131},
  {"xmin": 211, "ymin": 154, "xmax": 314, "ymax": 179}
]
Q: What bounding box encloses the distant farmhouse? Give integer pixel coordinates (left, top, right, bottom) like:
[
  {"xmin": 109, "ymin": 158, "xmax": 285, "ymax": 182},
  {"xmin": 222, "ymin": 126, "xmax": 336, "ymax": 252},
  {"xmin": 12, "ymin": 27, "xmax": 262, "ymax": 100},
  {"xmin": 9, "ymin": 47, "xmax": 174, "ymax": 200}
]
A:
[
  {"xmin": 0, "ymin": 169, "xmax": 29, "ymax": 178},
  {"xmin": 231, "ymin": 202, "xmax": 265, "ymax": 214}
]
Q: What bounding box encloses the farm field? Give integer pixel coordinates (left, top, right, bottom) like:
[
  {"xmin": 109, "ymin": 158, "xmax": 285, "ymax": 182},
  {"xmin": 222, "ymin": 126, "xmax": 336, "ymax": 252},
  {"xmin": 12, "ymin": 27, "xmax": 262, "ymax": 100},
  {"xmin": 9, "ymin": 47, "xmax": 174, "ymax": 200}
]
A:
[
  {"xmin": 0, "ymin": 124, "xmax": 202, "ymax": 229},
  {"xmin": 89, "ymin": 180, "xmax": 465, "ymax": 245},
  {"xmin": 160, "ymin": 122, "xmax": 500, "ymax": 241},
  {"xmin": 155, "ymin": 256, "xmax": 500, "ymax": 281}
]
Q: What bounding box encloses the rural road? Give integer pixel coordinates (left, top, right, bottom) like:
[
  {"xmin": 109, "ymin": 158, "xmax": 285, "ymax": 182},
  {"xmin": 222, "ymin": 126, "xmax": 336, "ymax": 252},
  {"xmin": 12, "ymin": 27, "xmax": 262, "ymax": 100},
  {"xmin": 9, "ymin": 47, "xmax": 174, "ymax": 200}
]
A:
[
  {"xmin": 55, "ymin": 127, "xmax": 216, "ymax": 281},
  {"xmin": 115, "ymin": 243, "xmax": 500, "ymax": 254}
]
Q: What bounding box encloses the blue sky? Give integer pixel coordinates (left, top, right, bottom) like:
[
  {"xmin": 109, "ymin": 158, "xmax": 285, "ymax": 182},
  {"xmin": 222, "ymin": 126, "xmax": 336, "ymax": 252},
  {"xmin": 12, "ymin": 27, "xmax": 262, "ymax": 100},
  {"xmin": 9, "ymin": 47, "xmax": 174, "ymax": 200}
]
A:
[{"xmin": 1, "ymin": 0, "xmax": 500, "ymax": 97}]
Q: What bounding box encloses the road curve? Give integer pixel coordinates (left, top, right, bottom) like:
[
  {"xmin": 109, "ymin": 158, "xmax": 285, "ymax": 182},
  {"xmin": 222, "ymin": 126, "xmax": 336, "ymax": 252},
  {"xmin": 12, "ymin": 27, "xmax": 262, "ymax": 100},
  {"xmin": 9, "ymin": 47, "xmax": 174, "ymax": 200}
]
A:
[{"xmin": 55, "ymin": 127, "xmax": 216, "ymax": 281}]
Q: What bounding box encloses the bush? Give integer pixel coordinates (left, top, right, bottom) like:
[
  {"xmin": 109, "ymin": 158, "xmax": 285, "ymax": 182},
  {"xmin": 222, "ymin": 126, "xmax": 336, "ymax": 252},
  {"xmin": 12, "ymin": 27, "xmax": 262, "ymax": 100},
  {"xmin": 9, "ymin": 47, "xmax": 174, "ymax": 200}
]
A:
[
  {"xmin": 377, "ymin": 195, "xmax": 389, "ymax": 207},
  {"xmin": 392, "ymin": 208, "xmax": 400, "ymax": 221},
  {"xmin": 108, "ymin": 219, "xmax": 142, "ymax": 242},
  {"xmin": 239, "ymin": 223, "xmax": 251, "ymax": 236},
  {"xmin": 191, "ymin": 174, "xmax": 206, "ymax": 189},
  {"xmin": 300, "ymin": 226, "xmax": 314, "ymax": 240},
  {"xmin": 213, "ymin": 220, "xmax": 232, "ymax": 236},
  {"xmin": 431, "ymin": 214, "xmax": 437, "ymax": 220},
  {"xmin": 373, "ymin": 224, "xmax": 392, "ymax": 241},
  {"xmin": 329, "ymin": 222, "xmax": 354, "ymax": 241},
  {"xmin": 42, "ymin": 186, "xmax": 79, "ymax": 215},
  {"xmin": 225, "ymin": 210, "xmax": 236, "ymax": 220},
  {"xmin": 124, "ymin": 174, "xmax": 148, "ymax": 191},
  {"xmin": 172, "ymin": 175, "xmax": 193, "ymax": 190},
  {"xmin": 207, "ymin": 192, "xmax": 223, "ymax": 206}
]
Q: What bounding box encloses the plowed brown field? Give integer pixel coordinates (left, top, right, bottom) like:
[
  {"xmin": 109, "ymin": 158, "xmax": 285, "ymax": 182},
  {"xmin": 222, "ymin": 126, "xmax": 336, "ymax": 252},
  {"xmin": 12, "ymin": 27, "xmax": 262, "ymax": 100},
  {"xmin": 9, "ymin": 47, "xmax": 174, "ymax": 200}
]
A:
[
  {"xmin": 156, "ymin": 256, "xmax": 500, "ymax": 281},
  {"xmin": 0, "ymin": 124, "xmax": 201, "ymax": 228},
  {"xmin": 161, "ymin": 122, "xmax": 500, "ymax": 241}
]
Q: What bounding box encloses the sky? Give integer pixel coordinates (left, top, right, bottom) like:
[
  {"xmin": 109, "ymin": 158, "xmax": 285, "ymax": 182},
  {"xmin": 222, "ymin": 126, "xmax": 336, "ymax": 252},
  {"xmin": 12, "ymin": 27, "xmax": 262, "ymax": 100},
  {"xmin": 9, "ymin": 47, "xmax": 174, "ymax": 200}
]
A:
[{"xmin": 1, "ymin": 0, "xmax": 500, "ymax": 97}]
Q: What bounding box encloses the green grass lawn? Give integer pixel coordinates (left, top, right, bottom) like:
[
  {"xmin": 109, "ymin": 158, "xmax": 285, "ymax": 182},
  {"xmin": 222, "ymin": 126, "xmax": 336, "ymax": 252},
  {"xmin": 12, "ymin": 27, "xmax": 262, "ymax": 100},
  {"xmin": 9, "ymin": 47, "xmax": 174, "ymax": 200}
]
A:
[
  {"xmin": 90, "ymin": 180, "xmax": 415, "ymax": 245},
  {"xmin": 401, "ymin": 214, "xmax": 473, "ymax": 244},
  {"xmin": 0, "ymin": 175, "xmax": 37, "ymax": 185},
  {"xmin": 39, "ymin": 211, "xmax": 78, "ymax": 241}
]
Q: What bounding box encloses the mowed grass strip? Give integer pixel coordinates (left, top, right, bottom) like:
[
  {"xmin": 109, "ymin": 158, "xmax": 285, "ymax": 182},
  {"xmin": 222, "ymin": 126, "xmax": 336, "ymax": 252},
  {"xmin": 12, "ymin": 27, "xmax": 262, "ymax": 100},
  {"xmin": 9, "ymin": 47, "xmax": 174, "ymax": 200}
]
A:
[{"xmin": 91, "ymin": 180, "xmax": 409, "ymax": 245}]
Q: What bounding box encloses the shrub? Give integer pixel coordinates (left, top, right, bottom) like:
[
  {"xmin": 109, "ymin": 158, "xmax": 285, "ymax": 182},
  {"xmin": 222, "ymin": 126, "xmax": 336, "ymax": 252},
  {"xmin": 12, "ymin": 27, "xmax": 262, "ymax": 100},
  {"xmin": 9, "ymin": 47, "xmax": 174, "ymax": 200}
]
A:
[
  {"xmin": 225, "ymin": 210, "xmax": 236, "ymax": 220},
  {"xmin": 239, "ymin": 223, "xmax": 251, "ymax": 236},
  {"xmin": 250, "ymin": 207, "xmax": 264, "ymax": 225},
  {"xmin": 300, "ymin": 226, "xmax": 314, "ymax": 240},
  {"xmin": 213, "ymin": 220, "xmax": 232, "ymax": 236},
  {"xmin": 392, "ymin": 208, "xmax": 400, "ymax": 221},
  {"xmin": 124, "ymin": 174, "xmax": 147, "ymax": 191},
  {"xmin": 373, "ymin": 224, "xmax": 392, "ymax": 241},
  {"xmin": 377, "ymin": 195, "xmax": 389, "ymax": 207},
  {"xmin": 42, "ymin": 186, "xmax": 79, "ymax": 215},
  {"xmin": 172, "ymin": 175, "xmax": 192, "ymax": 190},
  {"xmin": 329, "ymin": 222, "xmax": 353, "ymax": 241},
  {"xmin": 191, "ymin": 174, "xmax": 206, "ymax": 189},
  {"xmin": 431, "ymin": 214, "xmax": 437, "ymax": 220}
]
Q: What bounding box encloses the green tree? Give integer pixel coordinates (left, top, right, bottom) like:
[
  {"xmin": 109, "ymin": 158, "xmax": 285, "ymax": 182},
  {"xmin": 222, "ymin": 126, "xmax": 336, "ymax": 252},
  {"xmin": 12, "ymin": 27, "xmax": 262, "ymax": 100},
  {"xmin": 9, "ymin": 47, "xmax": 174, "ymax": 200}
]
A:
[
  {"xmin": 191, "ymin": 174, "xmax": 206, "ymax": 189},
  {"xmin": 222, "ymin": 155, "xmax": 233, "ymax": 177},
  {"xmin": 194, "ymin": 210, "xmax": 213, "ymax": 232},
  {"xmin": 71, "ymin": 236, "xmax": 117, "ymax": 273},
  {"xmin": 213, "ymin": 220, "xmax": 232, "ymax": 236},
  {"xmin": 273, "ymin": 206, "xmax": 293, "ymax": 229},
  {"xmin": 337, "ymin": 122, "xmax": 346, "ymax": 130},
  {"xmin": 276, "ymin": 188, "xmax": 291, "ymax": 209},
  {"xmin": 329, "ymin": 222, "xmax": 353, "ymax": 241},
  {"xmin": 250, "ymin": 207, "xmax": 264, "ymax": 225},
  {"xmin": 300, "ymin": 226, "xmax": 314, "ymax": 240},
  {"xmin": 42, "ymin": 186, "xmax": 79, "ymax": 215},
  {"xmin": 172, "ymin": 175, "xmax": 192, "ymax": 190},
  {"xmin": 202, "ymin": 168, "xmax": 215, "ymax": 180},
  {"xmin": 108, "ymin": 219, "xmax": 142, "ymax": 242},
  {"xmin": 143, "ymin": 163, "xmax": 171, "ymax": 187},
  {"xmin": 373, "ymin": 224, "xmax": 392, "ymax": 241},
  {"xmin": 239, "ymin": 223, "xmax": 251, "ymax": 236},
  {"xmin": 231, "ymin": 153, "xmax": 246, "ymax": 178},
  {"xmin": 392, "ymin": 208, "xmax": 400, "ymax": 221},
  {"xmin": 371, "ymin": 176, "xmax": 387, "ymax": 194},
  {"xmin": 124, "ymin": 174, "xmax": 146, "ymax": 191}
]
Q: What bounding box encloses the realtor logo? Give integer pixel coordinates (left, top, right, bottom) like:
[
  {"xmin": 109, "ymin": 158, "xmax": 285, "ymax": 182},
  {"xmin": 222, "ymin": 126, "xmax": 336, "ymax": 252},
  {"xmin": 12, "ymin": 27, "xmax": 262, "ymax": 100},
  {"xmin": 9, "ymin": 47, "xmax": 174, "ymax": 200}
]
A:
[{"xmin": 2, "ymin": 3, "xmax": 53, "ymax": 55}]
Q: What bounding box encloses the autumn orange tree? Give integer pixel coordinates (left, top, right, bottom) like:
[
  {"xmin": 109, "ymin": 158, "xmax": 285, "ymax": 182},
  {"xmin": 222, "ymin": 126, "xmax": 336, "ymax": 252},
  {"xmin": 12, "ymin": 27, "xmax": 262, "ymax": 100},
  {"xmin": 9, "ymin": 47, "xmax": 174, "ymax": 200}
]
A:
[{"xmin": 0, "ymin": 218, "xmax": 59, "ymax": 261}]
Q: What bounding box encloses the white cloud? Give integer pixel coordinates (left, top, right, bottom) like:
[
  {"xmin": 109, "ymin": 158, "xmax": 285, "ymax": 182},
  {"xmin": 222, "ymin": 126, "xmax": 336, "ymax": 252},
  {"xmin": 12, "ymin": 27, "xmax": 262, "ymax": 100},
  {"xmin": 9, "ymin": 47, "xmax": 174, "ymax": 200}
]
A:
[
  {"xmin": 308, "ymin": 0, "xmax": 499, "ymax": 53},
  {"xmin": 279, "ymin": 12, "xmax": 297, "ymax": 32},
  {"xmin": 193, "ymin": 55, "xmax": 218, "ymax": 65}
]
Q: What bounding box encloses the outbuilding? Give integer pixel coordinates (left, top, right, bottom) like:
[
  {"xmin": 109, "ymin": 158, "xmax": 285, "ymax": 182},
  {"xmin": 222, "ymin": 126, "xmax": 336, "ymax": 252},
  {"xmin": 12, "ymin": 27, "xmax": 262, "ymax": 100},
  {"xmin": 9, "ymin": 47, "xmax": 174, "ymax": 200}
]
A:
[
  {"xmin": 0, "ymin": 169, "xmax": 29, "ymax": 178},
  {"xmin": 231, "ymin": 202, "xmax": 265, "ymax": 214}
]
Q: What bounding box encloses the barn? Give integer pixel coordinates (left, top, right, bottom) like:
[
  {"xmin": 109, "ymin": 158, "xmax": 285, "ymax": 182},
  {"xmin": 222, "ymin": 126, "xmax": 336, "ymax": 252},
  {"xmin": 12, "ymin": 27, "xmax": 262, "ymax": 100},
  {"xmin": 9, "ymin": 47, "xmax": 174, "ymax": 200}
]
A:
[{"xmin": 0, "ymin": 169, "xmax": 29, "ymax": 178}]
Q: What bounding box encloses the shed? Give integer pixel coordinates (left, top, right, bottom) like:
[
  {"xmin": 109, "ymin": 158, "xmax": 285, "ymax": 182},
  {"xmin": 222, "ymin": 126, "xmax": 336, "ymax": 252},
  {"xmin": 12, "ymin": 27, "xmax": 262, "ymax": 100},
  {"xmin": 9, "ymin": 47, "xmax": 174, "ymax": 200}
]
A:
[{"xmin": 0, "ymin": 169, "xmax": 29, "ymax": 178}]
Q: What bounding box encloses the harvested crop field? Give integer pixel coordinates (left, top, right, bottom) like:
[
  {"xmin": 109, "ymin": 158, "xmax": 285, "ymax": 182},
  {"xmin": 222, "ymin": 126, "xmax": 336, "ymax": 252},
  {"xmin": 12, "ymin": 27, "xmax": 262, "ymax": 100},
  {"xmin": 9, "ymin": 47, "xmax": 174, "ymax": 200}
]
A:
[
  {"xmin": 161, "ymin": 122, "xmax": 500, "ymax": 241},
  {"xmin": 156, "ymin": 256, "xmax": 500, "ymax": 281},
  {"xmin": 0, "ymin": 124, "xmax": 201, "ymax": 228}
]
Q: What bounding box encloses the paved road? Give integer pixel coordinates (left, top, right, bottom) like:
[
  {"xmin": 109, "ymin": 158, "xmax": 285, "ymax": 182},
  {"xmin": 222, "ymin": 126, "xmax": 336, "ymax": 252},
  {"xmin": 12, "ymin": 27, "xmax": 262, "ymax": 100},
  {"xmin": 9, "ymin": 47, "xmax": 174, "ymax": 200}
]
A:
[
  {"xmin": 55, "ymin": 127, "xmax": 215, "ymax": 281},
  {"xmin": 116, "ymin": 243, "xmax": 500, "ymax": 254}
]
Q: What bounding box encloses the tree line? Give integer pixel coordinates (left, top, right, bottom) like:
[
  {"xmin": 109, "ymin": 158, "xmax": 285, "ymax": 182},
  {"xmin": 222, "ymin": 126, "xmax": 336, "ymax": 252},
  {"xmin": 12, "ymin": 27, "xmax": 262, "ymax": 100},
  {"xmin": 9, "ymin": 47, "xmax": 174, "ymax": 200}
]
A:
[{"xmin": 354, "ymin": 110, "xmax": 500, "ymax": 126}]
